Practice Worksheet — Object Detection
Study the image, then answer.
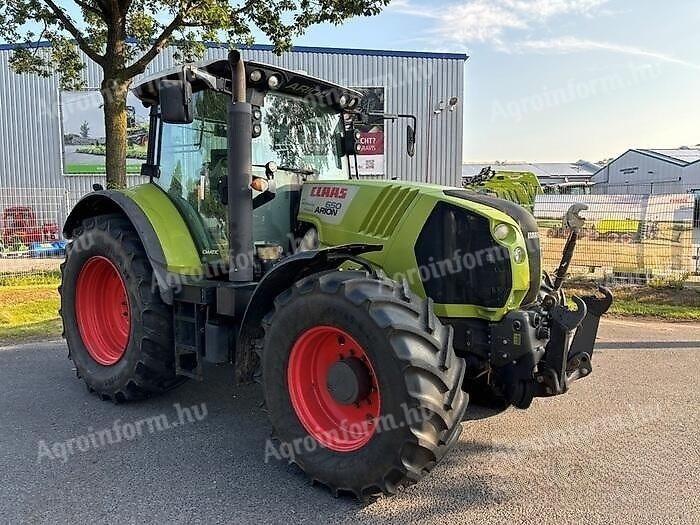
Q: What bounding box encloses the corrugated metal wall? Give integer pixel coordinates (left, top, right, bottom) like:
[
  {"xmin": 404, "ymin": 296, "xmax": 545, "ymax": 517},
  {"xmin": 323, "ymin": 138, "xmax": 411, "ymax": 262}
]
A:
[
  {"xmin": 592, "ymin": 150, "xmax": 700, "ymax": 195},
  {"xmin": 0, "ymin": 44, "xmax": 465, "ymax": 195},
  {"xmin": 0, "ymin": 50, "xmax": 63, "ymax": 189}
]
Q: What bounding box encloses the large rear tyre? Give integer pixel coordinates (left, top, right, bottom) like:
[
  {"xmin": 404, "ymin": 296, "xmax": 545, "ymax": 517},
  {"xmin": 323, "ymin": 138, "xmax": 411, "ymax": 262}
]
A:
[
  {"xmin": 261, "ymin": 270, "xmax": 468, "ymax": 498},
  {"xmin": 60, "ymin": 214, "xmax": 185, "ymax": 402}
]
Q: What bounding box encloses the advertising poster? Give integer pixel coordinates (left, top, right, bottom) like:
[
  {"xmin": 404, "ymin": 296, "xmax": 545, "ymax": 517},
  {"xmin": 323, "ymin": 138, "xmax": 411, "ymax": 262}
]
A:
[
  {"xmin": 351, "ymin": 87, "xmax": 385, "ymax": 177},
  {"xmin": 61, "ymin": 90, "xmax": 149, "ymax": 175}
]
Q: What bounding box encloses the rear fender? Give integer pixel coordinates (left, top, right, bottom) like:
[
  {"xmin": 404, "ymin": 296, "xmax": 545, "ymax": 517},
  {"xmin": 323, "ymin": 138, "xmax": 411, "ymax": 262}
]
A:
[{"xmin": 64, "ymin": 190, "xmax": 174, "ymax": 304}]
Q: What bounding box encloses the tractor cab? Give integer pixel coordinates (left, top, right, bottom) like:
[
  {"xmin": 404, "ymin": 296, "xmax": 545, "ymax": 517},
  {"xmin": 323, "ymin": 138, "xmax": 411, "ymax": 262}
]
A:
[{"xmin": 133, "ymin": 58, "xmax": 370, "ymax": 273}]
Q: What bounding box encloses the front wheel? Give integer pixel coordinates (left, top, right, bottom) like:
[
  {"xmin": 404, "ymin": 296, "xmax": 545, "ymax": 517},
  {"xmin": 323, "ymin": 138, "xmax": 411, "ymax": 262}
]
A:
[{"xmin": 261, "ymin": 271, "xmax": 468, "ymax": 498}]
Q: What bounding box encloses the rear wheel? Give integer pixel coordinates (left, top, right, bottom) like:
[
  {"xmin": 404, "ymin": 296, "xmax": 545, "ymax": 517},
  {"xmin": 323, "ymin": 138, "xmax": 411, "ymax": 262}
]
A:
[
  {"xmin": 261, "ymin": 270, "xmax": 468, "ymax": 497},
  {"xmin": 60, "ymin": 214, "xmax": 185, "ymax": 402}
]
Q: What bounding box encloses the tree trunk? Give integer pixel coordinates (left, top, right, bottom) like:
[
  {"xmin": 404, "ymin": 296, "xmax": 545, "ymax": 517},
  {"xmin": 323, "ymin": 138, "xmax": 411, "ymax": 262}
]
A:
[{"xmin": 101, "ymin": 78, "xmax": 131, "ymax": 189}]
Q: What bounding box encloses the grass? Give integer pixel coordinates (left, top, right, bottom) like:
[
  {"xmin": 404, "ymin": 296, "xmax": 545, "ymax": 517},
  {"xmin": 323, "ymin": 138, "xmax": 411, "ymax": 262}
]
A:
[
  {"xmin": 0, "ymin": 271, "xmax": 62, "ymax": 287},
  {"xmin": 0, "ymin": 274, "xmax": 698, "ymax": 347},
  {"xmin": 64, "ymin": 164, "xmax": 141, "ymax": 174},
  {"xmin": 609, "ymin": 299, "xmax": 700, "ymax": 321},
  {"xmin": 0, "ymin": 284, "xmax": 62, "ymax": 345},
  {"xmin": 564, "ymin": 280, "xmax": 700, "ymax": 321}
]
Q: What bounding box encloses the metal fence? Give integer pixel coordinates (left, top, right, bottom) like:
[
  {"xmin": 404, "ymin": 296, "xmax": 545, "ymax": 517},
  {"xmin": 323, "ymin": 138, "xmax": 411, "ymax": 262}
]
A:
[
  {"xmin": 535, "ymin": 185, "xmax": 699, "ymax": 283},
  {"xmin": 0, "ymin": 188, "xmax": 84, "ymax": 282}
]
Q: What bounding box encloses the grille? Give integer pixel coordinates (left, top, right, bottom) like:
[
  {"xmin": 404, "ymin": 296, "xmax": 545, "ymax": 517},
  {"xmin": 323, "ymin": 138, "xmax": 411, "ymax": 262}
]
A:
[{"xmin": 415, "ymin": 202, "xmax": 513, "ymax": 308}]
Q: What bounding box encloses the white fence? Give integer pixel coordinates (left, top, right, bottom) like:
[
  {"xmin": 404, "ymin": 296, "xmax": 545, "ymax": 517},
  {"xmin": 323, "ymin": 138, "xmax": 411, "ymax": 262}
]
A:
[{"xmin": 1, "ymin": 185, "xmax": 698, "ymax": 284}]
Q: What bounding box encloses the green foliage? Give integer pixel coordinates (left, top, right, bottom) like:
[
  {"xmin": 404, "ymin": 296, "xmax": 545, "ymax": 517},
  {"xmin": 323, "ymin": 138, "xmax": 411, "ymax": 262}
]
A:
[
  {"xmin": 76, "ymin": 144, "xmax": 147, "ymax": 159},
  {"xmin": 649, "ymin": 272, "xmax": 691, "ymax": 290},
  {"xmin": 1, "ymin": 0, "xmax": 389, "ymax": 188},
  {"xmin": 0, "ymin": 0, "xmax": 391, "ymax": 89},
  {"xmin": 79, "ymin": 120, "xmax": 90, "ymax": 138},
  {"xmin": 168, "ymin": 161, "xmax": 184, "ymax": 198},
  {"xmin": 263, "ymin": 94, "xmax": 338, "ymax": 170}
]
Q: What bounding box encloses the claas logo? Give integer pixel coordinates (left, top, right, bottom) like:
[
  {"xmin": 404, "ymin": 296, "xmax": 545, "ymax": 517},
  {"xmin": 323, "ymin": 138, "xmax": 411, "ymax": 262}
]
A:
[{"xmin": 309, "ymin": 186, "xmax": 348, "ymax": 199}]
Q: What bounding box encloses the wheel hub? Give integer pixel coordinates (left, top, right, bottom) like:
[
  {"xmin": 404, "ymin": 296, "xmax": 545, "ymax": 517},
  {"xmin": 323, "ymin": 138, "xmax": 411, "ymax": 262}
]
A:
[
  {"xmin": 287, "ymin": 326, "xmax": 381, "ymax": 452},
  {"xmin": 326, "ymin": 357, "xmax": 371, "ymax": 405},
  {"xmin": 75, "ymin": 256, "xmax": 130, "ymax": 366}
]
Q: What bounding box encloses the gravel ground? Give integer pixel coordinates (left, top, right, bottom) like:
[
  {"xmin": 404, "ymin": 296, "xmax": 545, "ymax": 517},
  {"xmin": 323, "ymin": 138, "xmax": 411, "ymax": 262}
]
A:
[
  {"xmin": 0, "ymin": 318, "xmax": 698, "ymax": 524},
  {"xmin": 0, "ymin": 258, "xmax": 62, "ymax": 274}
]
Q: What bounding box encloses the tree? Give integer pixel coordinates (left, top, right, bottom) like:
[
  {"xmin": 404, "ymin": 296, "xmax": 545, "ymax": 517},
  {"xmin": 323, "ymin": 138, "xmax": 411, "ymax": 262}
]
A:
[
  {"xmin": 0, "ymin": 0, "xmax": 389, "ymax": 189},
  {"xmin": 79, "ymin": 120, "xmax": 90, "ymax": 138}
]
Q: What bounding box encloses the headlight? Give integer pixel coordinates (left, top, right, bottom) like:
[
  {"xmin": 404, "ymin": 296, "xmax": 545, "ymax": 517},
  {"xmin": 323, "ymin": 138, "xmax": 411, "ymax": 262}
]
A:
[
  {"xmin": 513, "ymin": 246, "xmax": 526, "ymax": 264},
  {"xmin": 249, "ymin": 69, "xmax": 263, "ymax": 83},
  {"xmin": 493, "ymin": 223, "xmax": 511, "ymax": 241},
  {"xmin": 267, "ymin": 75, "xmax": 281, "ymax": 89}
]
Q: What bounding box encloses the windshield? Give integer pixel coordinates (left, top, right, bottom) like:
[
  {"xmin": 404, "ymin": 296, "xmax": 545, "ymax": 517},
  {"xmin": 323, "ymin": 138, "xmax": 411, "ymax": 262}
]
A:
[
  {"xmin": 160, "ymin": 89, "xmax": 348, "ymax": 186},
  {"xmin": 255, "ymin": 92, "xmax": 348, "ymax": 181}
]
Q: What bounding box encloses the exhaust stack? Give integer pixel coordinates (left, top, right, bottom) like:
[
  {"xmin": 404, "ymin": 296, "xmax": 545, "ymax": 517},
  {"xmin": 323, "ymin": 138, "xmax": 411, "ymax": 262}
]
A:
[{"xmin": 227, "ymin": 50, "xmax": 254, "ymax": 281}]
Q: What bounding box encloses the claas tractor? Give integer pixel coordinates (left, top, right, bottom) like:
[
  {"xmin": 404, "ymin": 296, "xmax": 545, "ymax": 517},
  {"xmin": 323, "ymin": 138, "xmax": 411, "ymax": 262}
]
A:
[{"xmin": 60, "ymin": 51, "xmax": 612, "ymax": 497}]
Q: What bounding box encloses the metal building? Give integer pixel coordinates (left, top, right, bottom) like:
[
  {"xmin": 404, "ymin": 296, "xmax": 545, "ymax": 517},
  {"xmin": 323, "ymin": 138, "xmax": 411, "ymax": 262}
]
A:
[
  {"xmin": 0, "ymin": 42, "xmax": 467, "ymax": 195},
  {"xmin": 591, "ymin": 148, "xmax": 700, "ymax": 195}
]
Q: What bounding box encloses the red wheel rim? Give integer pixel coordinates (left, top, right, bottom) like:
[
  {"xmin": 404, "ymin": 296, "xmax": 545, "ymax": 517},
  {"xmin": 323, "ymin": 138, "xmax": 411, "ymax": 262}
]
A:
[
  {"xmin": 75, "ymin": 256, "xmax": 131, "ymax": 366},
  {"xmin": 287, "ymin": 326, "xmax": 381, "ymax": 452}
]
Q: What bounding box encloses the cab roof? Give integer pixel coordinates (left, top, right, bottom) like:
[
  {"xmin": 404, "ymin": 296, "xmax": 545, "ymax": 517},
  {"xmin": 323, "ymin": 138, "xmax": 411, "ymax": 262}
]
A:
[{"xmin": 133, "ymin": 58, "xmax": 363, "ymax": 110}]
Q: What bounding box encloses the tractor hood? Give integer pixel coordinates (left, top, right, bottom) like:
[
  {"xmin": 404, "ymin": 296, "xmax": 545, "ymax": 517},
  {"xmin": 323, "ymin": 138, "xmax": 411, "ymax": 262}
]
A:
[{"xmin": 297, "ymin": 180, "xmax": 538, "ymax": 321}]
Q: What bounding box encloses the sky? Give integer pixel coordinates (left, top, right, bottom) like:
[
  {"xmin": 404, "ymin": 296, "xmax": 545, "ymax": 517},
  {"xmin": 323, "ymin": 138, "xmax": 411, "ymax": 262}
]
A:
[
  {"xmin": 285, "ymin": 0, "xmax": 700, "ymax": 163},
  {"xmin": 6, "ymin": 0, "xmax": 699, "ymax": 163}
]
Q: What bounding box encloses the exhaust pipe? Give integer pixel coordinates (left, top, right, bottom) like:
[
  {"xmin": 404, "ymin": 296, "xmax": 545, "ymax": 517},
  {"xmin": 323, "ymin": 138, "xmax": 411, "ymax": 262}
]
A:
[{"xmin": 227, "ymin": 50, "xmax": 254, "ymax": 282}]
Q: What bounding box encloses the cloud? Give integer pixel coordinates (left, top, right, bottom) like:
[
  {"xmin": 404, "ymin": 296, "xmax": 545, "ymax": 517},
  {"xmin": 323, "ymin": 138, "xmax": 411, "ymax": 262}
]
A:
[
  {"xmin": 389, "ymin": 0, "xmax": 698, "ymax": 69},
  {"xmin": 513, "ymin": 37, "xmax": 700, "ymax": 69},
  {"xmin": 390, "ymin": 0, "xmax": 609, "ymax": 44}
]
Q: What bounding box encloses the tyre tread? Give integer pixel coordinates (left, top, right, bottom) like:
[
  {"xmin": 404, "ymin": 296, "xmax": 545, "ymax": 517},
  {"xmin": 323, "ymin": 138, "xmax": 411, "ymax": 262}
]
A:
[{"xmin": 60, "ymin": 214, "xmax": 184, "ymax": 402}]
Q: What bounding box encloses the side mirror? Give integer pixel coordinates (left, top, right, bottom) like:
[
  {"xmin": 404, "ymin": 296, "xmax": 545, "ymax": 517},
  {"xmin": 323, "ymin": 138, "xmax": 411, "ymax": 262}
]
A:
[
  {"xmin": 159, "ymin": 79, "xmax": 193, "ymax": 124},
  {"xmin": 406, "ymin": 124, "xmax": 416, "ymax": 157}
]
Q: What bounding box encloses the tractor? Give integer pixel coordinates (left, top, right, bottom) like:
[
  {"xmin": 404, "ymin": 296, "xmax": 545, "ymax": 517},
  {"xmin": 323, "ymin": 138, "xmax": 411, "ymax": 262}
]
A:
[
  {"xmin": 2, "ymin": 206, "xmax": 60, "ymax": 246},
  {"xmin": 60, "ymin": 51, "xmax": 612, "ymax": 497}
]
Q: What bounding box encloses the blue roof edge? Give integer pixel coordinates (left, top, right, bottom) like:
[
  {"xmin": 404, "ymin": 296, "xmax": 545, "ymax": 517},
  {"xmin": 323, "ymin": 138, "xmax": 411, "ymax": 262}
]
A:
[{"xmin": 0, "ymin": 40, "xmax": 469, "ymax": 61}]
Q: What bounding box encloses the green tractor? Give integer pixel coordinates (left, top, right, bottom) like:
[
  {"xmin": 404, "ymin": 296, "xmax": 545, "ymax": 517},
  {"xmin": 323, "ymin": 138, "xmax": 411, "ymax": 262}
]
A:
[
  {"xmin": 463, "ymin": 167, "xmax": 543, "ymax": 211},
  {"xmin": 60, "ymin": 52, "xmax": 612, "ymax": 497}
]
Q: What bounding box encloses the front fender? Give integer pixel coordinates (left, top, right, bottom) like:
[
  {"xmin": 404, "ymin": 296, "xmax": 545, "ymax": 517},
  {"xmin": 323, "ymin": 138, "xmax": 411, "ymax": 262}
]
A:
[{"xmin": 234, "ymin": 243, "xmax": 382, "ymax": 383}]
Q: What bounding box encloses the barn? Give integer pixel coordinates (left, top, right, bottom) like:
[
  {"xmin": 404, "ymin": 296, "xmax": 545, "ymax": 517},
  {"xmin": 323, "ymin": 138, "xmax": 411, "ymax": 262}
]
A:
[{"xmin": 591, "ymin": 148, "xmax": 700, "ymax": 195}]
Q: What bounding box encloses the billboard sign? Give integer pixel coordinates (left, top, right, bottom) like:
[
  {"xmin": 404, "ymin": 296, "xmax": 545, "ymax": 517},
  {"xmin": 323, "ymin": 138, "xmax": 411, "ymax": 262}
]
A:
[{"xmin": 61, "ymin": 90, "xmax": 149, "ymax": 175}]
